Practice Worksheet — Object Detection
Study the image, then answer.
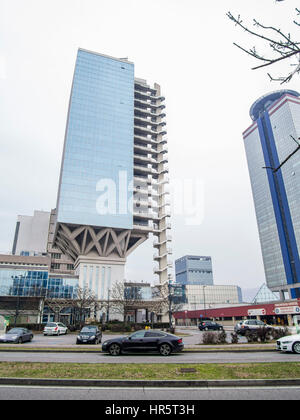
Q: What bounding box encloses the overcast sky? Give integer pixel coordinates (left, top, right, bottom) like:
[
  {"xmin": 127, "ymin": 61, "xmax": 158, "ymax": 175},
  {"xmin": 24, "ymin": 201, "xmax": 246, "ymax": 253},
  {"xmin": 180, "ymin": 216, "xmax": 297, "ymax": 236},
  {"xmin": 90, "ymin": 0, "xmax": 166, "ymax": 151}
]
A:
[{"xmin": 1, "ymin": 0, "xmax": 299, "ymax": 298}]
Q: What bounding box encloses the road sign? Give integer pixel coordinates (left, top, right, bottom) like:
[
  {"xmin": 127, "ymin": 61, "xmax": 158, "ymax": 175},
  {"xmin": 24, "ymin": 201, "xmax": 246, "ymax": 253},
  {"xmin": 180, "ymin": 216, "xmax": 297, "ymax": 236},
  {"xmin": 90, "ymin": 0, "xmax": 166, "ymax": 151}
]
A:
[
  {"xmin": 275, "ymin": 306, "xmax": 300, "ymax": 315},
  {"xmin": 248, "ymin": 308, "xmax": 266, "ymax": 316}
]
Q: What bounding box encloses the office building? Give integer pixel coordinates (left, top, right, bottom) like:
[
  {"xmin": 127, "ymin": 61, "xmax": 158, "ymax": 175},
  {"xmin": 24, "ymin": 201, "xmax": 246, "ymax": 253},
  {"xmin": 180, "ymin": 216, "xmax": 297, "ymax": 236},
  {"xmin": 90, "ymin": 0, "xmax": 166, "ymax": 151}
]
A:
[
  {"xmin": 53, "ymin": 49, "xmax": 172, "ymax": 297},
  {"xmin": 12, "ymin": 210, "xmax": 50, "ymax": 256},
  {"xmin": 243, "ymin": 90, "xmax": 300, "ymax": 299},
  {"xmin": 183, "ymin": 284, "xmax": 242, "ymax": 311},
  {"xmin": 175, "ymin": 255, "xmax": 214, "ymax": 285},
  {"xmin": 0, "ymin": 254, "xmax": 78, "ymax": 300}
]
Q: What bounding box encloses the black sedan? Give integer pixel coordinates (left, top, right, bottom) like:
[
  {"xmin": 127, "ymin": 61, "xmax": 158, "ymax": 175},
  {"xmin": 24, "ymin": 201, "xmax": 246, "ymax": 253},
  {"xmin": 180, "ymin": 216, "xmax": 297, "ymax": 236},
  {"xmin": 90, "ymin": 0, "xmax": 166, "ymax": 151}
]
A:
[
  {"xmin": 76, "ymin": 326, "xmax": 102, "ymax": 344},
  {"xmin": 198, "ymin": 321, "xmax": 223, "ymax": 331},
  {"xmin": 0, "ymin": 328, "xmax": 33, "ymax": 344},
  {"xmin": 102, "ymin": 329, "xmax": 184, "ymax": 356}
]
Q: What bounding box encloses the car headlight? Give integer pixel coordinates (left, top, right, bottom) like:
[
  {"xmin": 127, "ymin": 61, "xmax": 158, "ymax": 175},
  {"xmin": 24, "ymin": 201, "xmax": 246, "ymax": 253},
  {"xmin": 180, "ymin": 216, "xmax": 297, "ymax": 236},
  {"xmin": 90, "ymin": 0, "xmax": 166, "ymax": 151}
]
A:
[
  {"xmin": 90, "ymin": 335, "xmax": 95, "ymax": 340},
  {"xmin": 282, "ymin": 341, "xmax": 293, "ymax": 344},
  {"xmin": 77, "ymin": 335, "xmax": 81, "ymax": 339},
  {"xmin": 11, "ymin": 336, "xmax": 18, "ymax": 340}
]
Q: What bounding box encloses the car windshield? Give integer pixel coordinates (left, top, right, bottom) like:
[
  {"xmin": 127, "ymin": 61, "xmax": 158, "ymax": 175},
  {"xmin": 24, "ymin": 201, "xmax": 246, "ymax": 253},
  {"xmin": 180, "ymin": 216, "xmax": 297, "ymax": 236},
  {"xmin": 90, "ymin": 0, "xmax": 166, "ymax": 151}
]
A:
[
  {"xmin": 7, "ymin": 328, "xmax": 22, "ymax": 334},
  {"xmin": 81, "ymin": 327, "xmax": 96, "ymax": 333},
  {"xmin": 45, "ymin": 323, "xmax": 57, "ymax": 327}
]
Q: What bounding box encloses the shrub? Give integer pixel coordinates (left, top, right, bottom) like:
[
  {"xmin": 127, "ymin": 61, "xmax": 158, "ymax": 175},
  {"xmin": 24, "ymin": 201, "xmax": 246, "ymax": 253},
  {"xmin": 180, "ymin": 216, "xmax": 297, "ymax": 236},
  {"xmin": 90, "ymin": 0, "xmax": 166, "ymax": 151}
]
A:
[
  {"xmin": 216, "ymin": 330, "xmax": 227, "ymax": 344},
  {"xmin": 270, "ymin": 327, "xmax": 290, "ymax": 340},
  {"xmin": 245, "ymin": 330, "xmax": 259, "ymax": 343},
  {"xmin": 202, "ymin": 331, "xmax": 217, "ymax": 345},
  {"xmin": 256, "ymin": 327, "xmax": 272, "ymax": 342},
  {"xmin": 231, "ymin": 332, "xmax": 239, "ymax": 344}
]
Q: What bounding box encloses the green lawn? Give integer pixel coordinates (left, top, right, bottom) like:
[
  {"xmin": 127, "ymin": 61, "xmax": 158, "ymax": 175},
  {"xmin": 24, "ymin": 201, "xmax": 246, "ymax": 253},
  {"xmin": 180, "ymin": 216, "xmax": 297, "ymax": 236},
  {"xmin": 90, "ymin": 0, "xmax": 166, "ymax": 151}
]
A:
[{"xmin": 0, "ymin": 362, "xmax": 299, "ymax": 380}]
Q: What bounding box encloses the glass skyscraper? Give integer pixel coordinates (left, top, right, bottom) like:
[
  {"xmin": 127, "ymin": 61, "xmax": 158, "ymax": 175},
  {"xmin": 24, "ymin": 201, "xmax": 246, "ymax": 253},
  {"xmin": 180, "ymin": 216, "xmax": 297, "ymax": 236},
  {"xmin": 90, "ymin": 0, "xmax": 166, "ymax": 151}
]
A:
[
  {"xmin": 243, "ymin": 90, "xmax": 300, "ymax": 299},
  {"xmin": 56, "ymin": 49, "xmax": 134, "ymax": 229},
  {"xmin": 53, "ymin": 49, "xmax": 172, "ymax": 298}
]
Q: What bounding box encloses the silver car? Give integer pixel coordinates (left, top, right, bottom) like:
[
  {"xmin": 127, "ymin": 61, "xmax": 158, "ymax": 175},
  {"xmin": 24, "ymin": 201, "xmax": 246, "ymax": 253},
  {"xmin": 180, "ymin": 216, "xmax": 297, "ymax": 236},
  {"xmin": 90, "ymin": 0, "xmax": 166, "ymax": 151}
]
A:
[{"xmin": 0, "ymin": 328, "xmax": 33, "ymax": 344}]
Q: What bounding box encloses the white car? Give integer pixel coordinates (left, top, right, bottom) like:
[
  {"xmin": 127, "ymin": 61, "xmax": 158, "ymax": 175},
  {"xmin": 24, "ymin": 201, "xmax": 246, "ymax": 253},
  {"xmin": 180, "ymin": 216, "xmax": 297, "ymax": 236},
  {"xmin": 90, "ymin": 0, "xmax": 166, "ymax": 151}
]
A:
[
  {"xmin": 43, "ymin": 322, "xmax": 68, "ymax": 336},
  {"xmin": 276, "ymin": 334, "xmax": 300, "ymax": 354}
]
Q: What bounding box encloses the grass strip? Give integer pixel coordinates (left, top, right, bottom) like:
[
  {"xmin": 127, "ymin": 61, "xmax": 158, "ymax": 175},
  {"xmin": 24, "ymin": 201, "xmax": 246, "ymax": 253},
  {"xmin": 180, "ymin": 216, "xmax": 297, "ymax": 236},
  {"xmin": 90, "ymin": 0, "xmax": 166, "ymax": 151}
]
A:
[{"xmin": 0, "ymin": 362, "xmax": 299, "ymax": 380}]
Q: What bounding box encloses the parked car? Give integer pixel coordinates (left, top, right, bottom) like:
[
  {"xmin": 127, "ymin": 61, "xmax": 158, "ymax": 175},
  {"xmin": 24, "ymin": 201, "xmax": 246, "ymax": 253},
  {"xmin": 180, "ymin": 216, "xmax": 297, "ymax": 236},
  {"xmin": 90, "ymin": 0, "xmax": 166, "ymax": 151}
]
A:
[
  {"xmin": 276, "ymin": 334, "xmax": 300, "ymax": 354},
  {"xmin": 236, "ymin": 319, "xmax": 273, "ymax": 335},
  {"xmin": 0, "ymin": 328, "xmax": 33, "ymax": 344},
  {"xmin": 198, "ymin": 321, "xmax": 223, "ymax": 331},
  {"xmin": 102, "ymin": 329, "xmax": 184, "ymax": 356},
  {"xmin": 43, "ymin": 322, "xmax": 68, "ymax": 336},
  {"xmin": 76, "ymin": 326, "xmax": 102, "ymax": 344}
]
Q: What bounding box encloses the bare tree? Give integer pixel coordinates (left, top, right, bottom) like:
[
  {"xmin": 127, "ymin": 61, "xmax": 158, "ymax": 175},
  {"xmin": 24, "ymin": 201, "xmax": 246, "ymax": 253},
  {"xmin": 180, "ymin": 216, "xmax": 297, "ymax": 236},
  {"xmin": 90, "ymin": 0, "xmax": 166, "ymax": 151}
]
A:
[
  {"xmin": 45, "ymin": 286, "xmax": 106, "ymax": 327},
  {"xmin": 108, "ymin": 281, "xmax": 143, "ymax": 323},
  {"xmin": 227, "ymin": 7, "xmax": 300, "ymax": 83},
  {"xmin": 151, "ymin": 282, "xmax": 185, "ymax": 329}
]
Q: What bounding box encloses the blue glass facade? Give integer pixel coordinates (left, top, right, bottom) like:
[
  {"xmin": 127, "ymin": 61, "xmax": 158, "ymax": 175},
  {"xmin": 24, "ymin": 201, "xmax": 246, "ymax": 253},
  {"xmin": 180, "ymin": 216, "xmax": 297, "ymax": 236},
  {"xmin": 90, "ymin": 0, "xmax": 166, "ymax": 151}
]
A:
[
  {"xmin": 244, "ymin": 90, "xmax": 300, "ymax": 298},
  {"xmin": 175, "ymin": 255, "xmax": 214, "ymax": 285},
  {"xmin": 0, "ymin": 269, "xmax": 78, "ymax": 299},
  {"xmin": 57, "ymin": 49, "xmax": 134, "ymax": 229}
]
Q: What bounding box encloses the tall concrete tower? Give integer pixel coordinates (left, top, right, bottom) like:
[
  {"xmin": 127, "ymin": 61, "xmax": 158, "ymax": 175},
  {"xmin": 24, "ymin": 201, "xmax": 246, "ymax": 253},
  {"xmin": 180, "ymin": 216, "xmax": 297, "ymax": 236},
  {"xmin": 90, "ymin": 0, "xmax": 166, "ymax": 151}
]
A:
[
  {"xmin": 53, "ymin": 49, "xmax": 172, "ymax": 299},
  {"xmin": 243, "ymin": 90, "xmax": 300, "ymax": 299}
]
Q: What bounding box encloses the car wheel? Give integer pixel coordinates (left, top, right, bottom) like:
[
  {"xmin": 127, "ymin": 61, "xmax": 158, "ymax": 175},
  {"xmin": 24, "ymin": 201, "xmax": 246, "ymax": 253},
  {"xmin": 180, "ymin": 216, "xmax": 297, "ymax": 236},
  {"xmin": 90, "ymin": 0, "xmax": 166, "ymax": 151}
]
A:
[
  {"xmin": 159, "ymin": 343, "xmax": 172, "ymax": 356},
  {"xmin": 17, "ymin": 338, "xmax": 22, "ymax": 344},
  {"xmin": 30, "ymin": 335, "xmax": 33, "ymax": 342},
  {"xmin": 219, "ymin": 327, "xmax": 223, "ymax": 331},
  {"xmin": 204, "ymin": 327, "xmax": 209, "ymax": 331},
  {"xmin": 109, "ymin": 343, "xmax": 121, "ymax": 356},
  {"xmin": 292, "ymin": 342, "xmax": 300, "ymax": 354}
]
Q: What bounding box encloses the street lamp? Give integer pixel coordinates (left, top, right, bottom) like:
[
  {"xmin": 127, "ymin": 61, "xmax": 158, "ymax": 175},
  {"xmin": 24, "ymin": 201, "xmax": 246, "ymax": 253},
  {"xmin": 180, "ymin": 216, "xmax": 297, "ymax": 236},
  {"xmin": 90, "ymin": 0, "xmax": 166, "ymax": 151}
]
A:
[
  {"xmin": 203, "ymin": 285, "xmax": 207, "ymax": 320},
  {"xmin": 106, "ymin": 289, "xmax": 110, "ymax": 323}
]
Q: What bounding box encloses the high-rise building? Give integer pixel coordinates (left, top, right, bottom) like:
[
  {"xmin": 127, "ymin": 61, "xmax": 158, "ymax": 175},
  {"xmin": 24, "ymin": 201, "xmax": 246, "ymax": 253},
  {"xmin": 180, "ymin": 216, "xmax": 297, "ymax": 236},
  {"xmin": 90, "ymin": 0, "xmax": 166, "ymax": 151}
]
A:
[
  {"xmin": 12, "ymin": 210, "xmax": 50, "ymax": 256},
  {"xmin": 53, "ymin": 49, "xmax": 172, "ymax": 296},
  {"xmin": 243, "ymin": 90, "xmax": 300, "ymax": 299},
  {"xmin": 175, "ymin": 255, "xmax": 213, "ymax": 285}
]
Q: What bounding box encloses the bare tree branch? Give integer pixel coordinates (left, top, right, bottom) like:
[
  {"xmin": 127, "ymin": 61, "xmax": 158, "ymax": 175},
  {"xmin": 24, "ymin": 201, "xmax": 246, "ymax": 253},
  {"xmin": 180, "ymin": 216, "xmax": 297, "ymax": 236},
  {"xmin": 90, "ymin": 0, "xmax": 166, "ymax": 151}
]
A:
[{"xmin": 227, "ymin": 8, "xmax": 300, "ymax": 83}]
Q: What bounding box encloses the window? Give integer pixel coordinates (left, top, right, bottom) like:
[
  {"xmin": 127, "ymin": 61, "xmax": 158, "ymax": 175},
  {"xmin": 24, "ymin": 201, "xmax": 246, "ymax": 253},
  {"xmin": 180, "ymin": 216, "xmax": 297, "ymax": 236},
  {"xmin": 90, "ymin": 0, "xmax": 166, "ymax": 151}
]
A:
[
  {"xmin": 145, "ymin": 331, "xmax": 166, "ymax": 338},
  {"xmin": 51, "ymin": 263, "xmax": 60, "ymax": 270},
  {"xmin": 130, "ymin": 331, "xmax": 145, "ymax": 339},
  {"xmin": 52, "ymin": 253, "xmax": 61, "ymax": 259}
]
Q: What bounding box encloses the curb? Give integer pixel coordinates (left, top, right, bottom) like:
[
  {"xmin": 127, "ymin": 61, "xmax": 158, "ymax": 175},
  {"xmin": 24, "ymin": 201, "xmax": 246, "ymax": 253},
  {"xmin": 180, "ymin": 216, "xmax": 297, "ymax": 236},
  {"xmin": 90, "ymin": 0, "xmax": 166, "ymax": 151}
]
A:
[{"xmin": 0, "ymin": 377, "xmax": 299, "ymax": 388}]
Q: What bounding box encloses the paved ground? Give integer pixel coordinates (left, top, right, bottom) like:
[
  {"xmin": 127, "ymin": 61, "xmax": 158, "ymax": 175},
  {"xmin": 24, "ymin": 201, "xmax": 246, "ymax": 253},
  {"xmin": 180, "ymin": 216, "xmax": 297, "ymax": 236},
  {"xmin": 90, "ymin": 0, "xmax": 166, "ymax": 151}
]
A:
[
  {"xmin": 0, "ymin": 349, "xmax": 298, "ymax": 363},
  {"xmin": 0, "ymin": 327, "xmax": 250, "ymax": 348},
  {"xmin": 0, "ymin": 385, "xmax": 300, "ymax": 400}
]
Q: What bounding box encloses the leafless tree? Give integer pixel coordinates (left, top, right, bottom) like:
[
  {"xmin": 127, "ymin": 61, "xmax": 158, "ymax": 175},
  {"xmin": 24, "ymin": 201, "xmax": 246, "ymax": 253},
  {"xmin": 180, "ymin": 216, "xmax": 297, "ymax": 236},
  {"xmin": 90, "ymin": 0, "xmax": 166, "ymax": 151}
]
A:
[
  {"xmin": 45, "ymin": 286, "xmax": 106, "ymax": 327},
  {"xmin": 108, "ymin": 281, "xmax": 143, "ymax": 323},
  {"xmin": 227, "ymin": 7, "xmax": 300, "ymax": 83},
  {"xmin": 151, "ymin": 282, "xmax": 185, "ymax": 328}
]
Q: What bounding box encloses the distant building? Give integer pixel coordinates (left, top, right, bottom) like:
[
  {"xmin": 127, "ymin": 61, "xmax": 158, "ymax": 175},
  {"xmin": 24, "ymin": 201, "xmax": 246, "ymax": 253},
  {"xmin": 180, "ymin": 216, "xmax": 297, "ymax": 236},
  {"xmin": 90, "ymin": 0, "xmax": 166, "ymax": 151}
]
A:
[
  {"xmin": 175, "ymin": 255, "xmax": 213, "ymax": 286},
  {"xmin": 12, "ymin": 210, "xmax": 50, "ymax": 256},
  {"xmin": 180, "ymin": 284, "xmax": 242, "ymax": 311},
  {"xmin": 252, "ymin": 284, "xmax": 280, "ymax": 304}
]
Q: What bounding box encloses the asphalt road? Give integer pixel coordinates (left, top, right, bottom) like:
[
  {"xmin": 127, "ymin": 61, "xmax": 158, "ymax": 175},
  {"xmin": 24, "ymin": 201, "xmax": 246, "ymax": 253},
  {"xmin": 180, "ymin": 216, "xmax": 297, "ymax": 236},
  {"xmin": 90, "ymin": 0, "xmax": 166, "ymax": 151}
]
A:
[
  {"xmin": 0, "ymin": 385, "xmax": 299, "ymax": 400},
  {"xmin": 0, "ymin": 328, "xmax": 248, "ymax": 348},
  {"xmin": 0, "ymin": 350, "xmax": 299, "ymax": 363}
]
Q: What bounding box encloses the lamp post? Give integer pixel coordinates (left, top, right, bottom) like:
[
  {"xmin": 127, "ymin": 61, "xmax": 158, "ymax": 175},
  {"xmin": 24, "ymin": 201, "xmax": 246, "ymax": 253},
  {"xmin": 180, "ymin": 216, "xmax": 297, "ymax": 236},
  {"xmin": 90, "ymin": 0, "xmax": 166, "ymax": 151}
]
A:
[
  {"xmin": 203, "ymin": 285, "xmax": 207, "ymax": 320},
  {"xmin": 106, "ymin": 289, "xmax": 110, "ymax": 323},
  {"xmin": 184, "ymin": 310, "xmax": 188, "ymax": 326}
]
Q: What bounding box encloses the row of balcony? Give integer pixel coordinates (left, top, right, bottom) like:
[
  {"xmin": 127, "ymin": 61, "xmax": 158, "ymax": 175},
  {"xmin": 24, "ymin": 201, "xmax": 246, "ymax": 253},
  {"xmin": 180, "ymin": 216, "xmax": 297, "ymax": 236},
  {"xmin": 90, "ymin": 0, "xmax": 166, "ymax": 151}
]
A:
[
  {"xmin": 153, "ymin": 263, "xmax": 173, "ymax": 274},
  {"xmin": 134, "ymin": 97, "xmax": 166, "ymax": 110}
]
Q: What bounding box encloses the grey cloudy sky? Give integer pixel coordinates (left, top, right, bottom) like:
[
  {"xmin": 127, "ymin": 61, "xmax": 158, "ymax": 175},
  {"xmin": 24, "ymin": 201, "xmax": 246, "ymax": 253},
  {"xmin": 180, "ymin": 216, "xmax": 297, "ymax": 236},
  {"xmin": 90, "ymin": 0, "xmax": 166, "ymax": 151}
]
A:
[{"xmin": 0, "ymin": 0, "xmax": 299, "ymax": 298}]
